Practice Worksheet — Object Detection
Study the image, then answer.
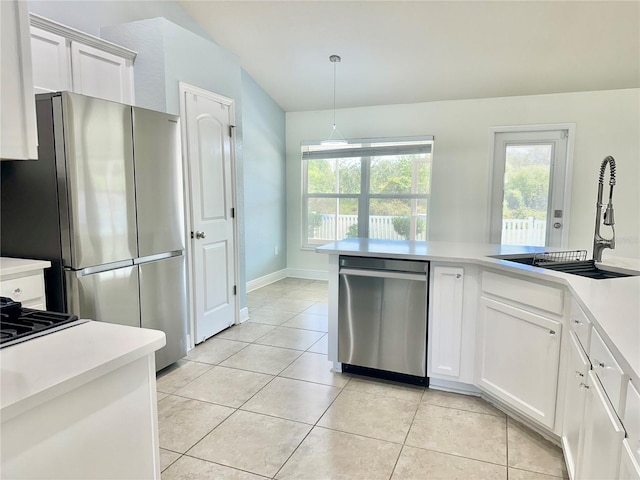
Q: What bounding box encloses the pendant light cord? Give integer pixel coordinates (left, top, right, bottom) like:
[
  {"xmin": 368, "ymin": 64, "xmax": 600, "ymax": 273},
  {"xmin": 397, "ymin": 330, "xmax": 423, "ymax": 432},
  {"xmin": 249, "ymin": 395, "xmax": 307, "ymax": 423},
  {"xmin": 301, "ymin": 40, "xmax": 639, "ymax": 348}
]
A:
[{"xmin": 333, "ymin": 59, "xmax": 337, "ymax": 128}]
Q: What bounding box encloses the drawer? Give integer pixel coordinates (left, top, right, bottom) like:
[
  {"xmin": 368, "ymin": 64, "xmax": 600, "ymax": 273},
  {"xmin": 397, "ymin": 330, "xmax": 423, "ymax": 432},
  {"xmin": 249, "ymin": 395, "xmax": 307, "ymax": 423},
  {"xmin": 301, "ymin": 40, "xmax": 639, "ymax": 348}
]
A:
[
  {"xmin": 482, "ymin": 271, "xmax": 564, "ymax": 315},
  {"xmin": 625, "ymin": 381, "xmax": 640, "ymax": 463},
  {"xmin": 590, "ymin": 328, "xmax": 629, "ymax": 415},
  {"xmin": 0, "ymin": 274, "xmax": 44, "ymax": 303},
  {"xmin": 570, "ymin": 297, "xmax": 592, "ymax": 354}
]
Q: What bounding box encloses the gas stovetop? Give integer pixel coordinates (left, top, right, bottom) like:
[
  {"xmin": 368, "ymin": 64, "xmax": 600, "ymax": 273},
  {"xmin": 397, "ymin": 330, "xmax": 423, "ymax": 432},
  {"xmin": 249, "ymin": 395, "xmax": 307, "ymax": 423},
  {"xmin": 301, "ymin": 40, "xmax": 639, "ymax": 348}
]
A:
[{"xmin": 0, "ymin": 297, "xmax": 86, "ymax": 348}]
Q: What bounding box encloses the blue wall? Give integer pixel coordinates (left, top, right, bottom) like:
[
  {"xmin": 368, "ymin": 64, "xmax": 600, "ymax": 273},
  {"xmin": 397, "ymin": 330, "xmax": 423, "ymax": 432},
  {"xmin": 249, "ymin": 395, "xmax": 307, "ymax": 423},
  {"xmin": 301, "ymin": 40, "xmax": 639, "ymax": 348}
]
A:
[{"xmin": 241, "ymin": 72, "xmax": 287, "ymax": 282}]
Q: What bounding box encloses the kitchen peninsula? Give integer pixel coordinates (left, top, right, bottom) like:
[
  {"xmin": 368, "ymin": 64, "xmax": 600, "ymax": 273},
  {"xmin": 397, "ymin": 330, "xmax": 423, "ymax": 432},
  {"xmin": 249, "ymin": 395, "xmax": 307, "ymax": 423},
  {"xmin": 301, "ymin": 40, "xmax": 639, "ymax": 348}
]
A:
[
  {"xmin": 1, "ymin": 321, "xmax": 166, "ymax": 479},
  {"xmin": 318, "ymin": 238, "xmax": 640, "ymax": 479}
]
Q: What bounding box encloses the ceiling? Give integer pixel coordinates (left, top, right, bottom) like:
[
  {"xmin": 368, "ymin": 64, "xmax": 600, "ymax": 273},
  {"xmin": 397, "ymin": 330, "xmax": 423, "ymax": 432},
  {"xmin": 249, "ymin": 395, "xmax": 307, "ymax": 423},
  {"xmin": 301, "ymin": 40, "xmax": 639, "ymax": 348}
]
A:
[{"xmin": 178, "ymin": 1, "xmax": 639, "ymax": 113}]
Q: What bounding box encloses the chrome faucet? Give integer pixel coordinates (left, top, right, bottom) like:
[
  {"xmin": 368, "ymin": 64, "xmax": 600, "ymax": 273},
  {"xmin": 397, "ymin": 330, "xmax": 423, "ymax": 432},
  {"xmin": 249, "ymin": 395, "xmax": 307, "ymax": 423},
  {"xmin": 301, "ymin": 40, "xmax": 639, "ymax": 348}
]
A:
[{"xmin": 593, "ymin": 156, "xmax": 616, "ymax": 262}]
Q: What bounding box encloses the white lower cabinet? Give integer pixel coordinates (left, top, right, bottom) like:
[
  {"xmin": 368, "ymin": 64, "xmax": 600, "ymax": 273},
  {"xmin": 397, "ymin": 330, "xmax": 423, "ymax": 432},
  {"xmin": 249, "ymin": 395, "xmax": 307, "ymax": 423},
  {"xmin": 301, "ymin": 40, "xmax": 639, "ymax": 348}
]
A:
[
  {"xmin": 562, "ymin": 332, "xmax": 591, "ymax": 479},
  {"xmin": 576, "ymin": 370, "xmax": 625, "ymax": 480},
  {"xmin": 429, "ymin": 265, "xmax": 464, "ymax": 378},
  {"xmin": 477, "ymin": 296, "xmax": 561, "ymax": 429},
  {"xmin": 0, "ymin": 258, "xmax": 50, "ymax": 310},
  {"xmin": 620, "ymin": 439, "xmax": 640, "ymax": 480}
]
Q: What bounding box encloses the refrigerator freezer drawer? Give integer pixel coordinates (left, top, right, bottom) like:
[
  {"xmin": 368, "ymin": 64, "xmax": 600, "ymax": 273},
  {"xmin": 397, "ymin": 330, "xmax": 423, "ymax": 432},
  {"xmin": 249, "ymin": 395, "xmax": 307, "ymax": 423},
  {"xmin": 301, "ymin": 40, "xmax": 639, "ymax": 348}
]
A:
[
  {"xmin": 66, "ymin": 264, "xmax": 140, "ymax": 328},
  {"xmin": 139, "ymin": 254, "xmax": 188, "ymax": 371}
]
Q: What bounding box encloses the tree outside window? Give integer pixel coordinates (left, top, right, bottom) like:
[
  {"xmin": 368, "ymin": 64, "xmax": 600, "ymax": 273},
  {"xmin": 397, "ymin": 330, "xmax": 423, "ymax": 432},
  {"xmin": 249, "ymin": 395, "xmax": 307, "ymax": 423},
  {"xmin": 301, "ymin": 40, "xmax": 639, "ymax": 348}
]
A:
[{"xmin": 302, "ymin": 138, "xmax": 433, "ymax": 246}]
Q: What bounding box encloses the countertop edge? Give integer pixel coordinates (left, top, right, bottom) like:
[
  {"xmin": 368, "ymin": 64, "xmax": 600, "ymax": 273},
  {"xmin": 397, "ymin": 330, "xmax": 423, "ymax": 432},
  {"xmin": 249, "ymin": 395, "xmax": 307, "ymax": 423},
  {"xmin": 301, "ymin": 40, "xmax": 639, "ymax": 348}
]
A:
[
  {"xmin": 1, "ymin": 322, "xmax": 166, "ymax": 422},
  {"xmin": 318, "ymin": 239, "xmax": 640, "ymax": 385},
  {"xmin": 0, "ymin": 258, "xmax": 52, "ymax": 277}
]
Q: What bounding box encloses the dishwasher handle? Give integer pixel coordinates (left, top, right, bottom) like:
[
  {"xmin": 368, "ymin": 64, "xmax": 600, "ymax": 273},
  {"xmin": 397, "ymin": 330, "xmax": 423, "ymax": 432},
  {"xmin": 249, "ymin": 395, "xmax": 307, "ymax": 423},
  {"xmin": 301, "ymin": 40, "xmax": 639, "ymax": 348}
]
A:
[{"xmin": 339, "ymin": 267, "xmax": 427, "ymax": 282}]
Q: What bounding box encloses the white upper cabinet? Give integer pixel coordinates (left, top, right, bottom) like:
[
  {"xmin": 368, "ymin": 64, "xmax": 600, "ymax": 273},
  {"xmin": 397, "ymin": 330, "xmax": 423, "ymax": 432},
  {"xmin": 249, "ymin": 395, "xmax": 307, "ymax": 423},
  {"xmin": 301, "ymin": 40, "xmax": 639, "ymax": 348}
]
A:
[
  {"xmin": 29, "ymin": 15, "xmax": 135, "ymax": 104},
  {"xmin": 70, "ymin": 42, "xmax": 134, "ymax": 104},
  {"xmin": 1, "ymin": 0, "xmax": 38, "ymax": 160},
  {"xmin": 30, "ymin": 26, "xmax": 71, "ymax": 94}
]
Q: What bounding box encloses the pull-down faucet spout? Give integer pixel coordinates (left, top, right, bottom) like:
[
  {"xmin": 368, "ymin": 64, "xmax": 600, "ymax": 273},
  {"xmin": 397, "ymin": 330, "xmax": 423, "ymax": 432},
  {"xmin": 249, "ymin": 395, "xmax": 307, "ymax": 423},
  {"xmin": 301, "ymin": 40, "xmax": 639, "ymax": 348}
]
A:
[{"xmin": 593, "ymin": 156, "xmax": 616, "ymax": 262}]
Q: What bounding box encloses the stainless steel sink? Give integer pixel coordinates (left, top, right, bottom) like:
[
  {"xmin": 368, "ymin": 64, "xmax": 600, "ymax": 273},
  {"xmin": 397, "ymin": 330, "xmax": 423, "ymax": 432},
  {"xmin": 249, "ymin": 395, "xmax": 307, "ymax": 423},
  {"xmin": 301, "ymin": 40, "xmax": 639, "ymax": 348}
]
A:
[
  {"xmin": 490, "ymin": 254, "xmax": 640, "ymax": 279},
  {"xmin": 541, "ymin": 260, "xmax": 636, "ymax": 279}
]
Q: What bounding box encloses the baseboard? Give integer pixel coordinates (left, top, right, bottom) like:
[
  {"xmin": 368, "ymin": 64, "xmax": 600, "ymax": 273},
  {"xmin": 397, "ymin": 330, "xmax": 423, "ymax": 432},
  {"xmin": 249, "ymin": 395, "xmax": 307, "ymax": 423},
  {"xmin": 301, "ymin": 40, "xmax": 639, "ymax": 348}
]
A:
[
  {"xmin": 286, "ymin": 268, "xmax": 328, "ymax": 281},
  {"xmin": 239, "ymin": 307, "xmax": 249, "ymax": 323},
  {"xmin": 245, "ymin": 267, "xmax": 328, "ymax": 294},
  {"xmin": 246, "ymin": 269, "xmax": 288, "ymax": 292},
  {"xmin": 428, "ymin": 378, "xmax": 482, "ymax": 396}
]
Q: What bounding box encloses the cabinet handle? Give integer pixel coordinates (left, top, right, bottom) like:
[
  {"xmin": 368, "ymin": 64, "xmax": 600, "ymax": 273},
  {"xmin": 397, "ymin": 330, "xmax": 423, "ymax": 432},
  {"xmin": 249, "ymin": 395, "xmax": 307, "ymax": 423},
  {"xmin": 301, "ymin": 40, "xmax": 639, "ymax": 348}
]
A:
[
  {"xmin": 456, "ymin": 274, "xmax": 462, "ymax": 279},
  {"xmin": 575, "ymin": 371, "xmax": 584, "ymax": 378},
  {"xmin": 573, "ymin": 319, "xmax": 582, "ymax": 325},
  {"xmin": 579, "ymin": 382, "xmax": 590, "ymax": 389},
  {"xmin": 549, "ymin": 330, "xmax": 556, "ymax": 336},
  {"xmin": 13, "ymin": 287, "xmax": 22, "ymax": 295},
  {"xmin": 593, "ymin": 359, "xmax": 605, "ymax": 369}
]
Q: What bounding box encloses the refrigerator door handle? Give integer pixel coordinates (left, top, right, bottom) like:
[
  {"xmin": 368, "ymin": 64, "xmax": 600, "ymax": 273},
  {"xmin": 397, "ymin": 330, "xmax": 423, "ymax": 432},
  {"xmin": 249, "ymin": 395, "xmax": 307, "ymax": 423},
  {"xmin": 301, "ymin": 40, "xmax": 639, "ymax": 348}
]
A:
[
  {"xmin": 134, "ymin": 250, "xmax": 185, "ymax": 265},
  {"xmin": 71, "ymin": 260, "xmax": 135, "ymax": 277}
]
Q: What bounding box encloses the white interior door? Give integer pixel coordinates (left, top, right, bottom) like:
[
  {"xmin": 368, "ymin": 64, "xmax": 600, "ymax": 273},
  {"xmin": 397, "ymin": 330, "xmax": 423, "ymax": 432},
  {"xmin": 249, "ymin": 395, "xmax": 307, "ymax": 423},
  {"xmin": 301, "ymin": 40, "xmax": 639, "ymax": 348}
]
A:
[
  {"xmin": 489, "ymin": 126, "xmax": 573, "ymax": 248},
  {"xmin": 181, "ymin": 84, "xmax": 237, "ymax": 344}
]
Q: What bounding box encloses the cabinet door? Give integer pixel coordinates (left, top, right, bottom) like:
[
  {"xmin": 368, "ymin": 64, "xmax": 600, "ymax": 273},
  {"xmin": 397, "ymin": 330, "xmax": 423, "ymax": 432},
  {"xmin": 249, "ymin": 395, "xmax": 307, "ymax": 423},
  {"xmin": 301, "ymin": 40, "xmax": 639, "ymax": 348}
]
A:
[
  {"xmin": 620, "ymin": 439, "xmax": 640, "ymax": 480},
  {"xmin": 577, "ymin": 370, "xmax": 624, "ymax": 480},
  {"xmin": 30, "ymin": 26, "xmax": 71, "ymax": 94},
  {"xmin": 71, "ymin": 42, "xmax": 134, "ymax": 104},
  {"xmin": 561, "ymin": 332, "xmax": 590, "ymax": 480},
  {"xmin": 477, "ymin": 297, "xmax": 562, "ymax": 428},
  {"xmin": 1, "ymin": 0, "xmax": 38, "ymax": 160},
  {"xmin": 429, "ymin": 266, "xmax": 464, "ymax": 378}
]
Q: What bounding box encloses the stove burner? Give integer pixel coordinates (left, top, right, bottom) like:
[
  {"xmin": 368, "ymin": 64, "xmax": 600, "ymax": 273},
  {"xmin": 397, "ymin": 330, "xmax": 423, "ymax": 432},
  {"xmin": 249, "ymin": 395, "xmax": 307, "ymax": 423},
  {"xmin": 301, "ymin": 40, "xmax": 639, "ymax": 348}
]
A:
[{"xmin": 1, "ymin": 297, "xmax": 82, "ymax": 348}]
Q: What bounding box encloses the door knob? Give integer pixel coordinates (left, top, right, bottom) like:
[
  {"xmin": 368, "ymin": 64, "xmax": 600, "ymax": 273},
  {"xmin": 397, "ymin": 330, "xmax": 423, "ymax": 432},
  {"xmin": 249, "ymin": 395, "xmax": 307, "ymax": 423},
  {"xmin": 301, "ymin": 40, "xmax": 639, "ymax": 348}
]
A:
[{"xmin": 195, "ymin": 231, "xmax": 206, "ymax": 239}]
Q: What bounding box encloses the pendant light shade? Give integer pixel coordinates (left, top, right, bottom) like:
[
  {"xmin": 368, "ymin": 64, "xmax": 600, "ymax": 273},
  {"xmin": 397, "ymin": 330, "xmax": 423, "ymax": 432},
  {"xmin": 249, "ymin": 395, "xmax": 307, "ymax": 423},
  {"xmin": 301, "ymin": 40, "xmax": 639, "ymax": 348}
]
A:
[{"xmin": 321, "ymin": 55, "xmax": 348, "ymax": 146}]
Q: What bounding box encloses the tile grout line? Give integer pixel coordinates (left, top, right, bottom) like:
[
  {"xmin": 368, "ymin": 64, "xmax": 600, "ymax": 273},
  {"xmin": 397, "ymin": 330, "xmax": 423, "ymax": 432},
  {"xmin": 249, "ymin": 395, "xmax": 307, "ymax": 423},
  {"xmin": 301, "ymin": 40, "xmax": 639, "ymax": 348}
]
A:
[
  {"xmin": 506, "ymin": 415, "xmax": 510, "ymax": 479},
  {"xmin": 271, "ymin": 377, "xmax": 351, "ymax": 479}
]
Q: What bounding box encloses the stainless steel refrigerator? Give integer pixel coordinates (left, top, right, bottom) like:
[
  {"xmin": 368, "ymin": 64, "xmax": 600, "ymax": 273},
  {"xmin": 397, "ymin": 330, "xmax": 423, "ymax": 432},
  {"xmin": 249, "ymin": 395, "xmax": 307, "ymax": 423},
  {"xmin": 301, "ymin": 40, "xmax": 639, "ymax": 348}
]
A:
[{"xmin": 0, "ymin": 92, "xmax": 187, "ymax": 371}]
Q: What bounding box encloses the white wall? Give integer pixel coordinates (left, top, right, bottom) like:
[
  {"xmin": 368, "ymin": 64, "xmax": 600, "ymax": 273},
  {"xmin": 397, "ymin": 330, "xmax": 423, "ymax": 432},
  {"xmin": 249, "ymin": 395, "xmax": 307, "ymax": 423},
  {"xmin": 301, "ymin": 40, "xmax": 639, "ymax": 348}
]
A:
[{"xmin": 286, "ymin": 89, "xmax": 640, "ymax": 274}]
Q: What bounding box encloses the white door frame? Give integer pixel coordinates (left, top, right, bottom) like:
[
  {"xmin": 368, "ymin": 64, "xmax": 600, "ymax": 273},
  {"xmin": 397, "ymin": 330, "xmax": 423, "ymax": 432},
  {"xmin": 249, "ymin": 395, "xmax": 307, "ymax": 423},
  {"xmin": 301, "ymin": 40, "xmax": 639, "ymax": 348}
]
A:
[
  {"xmin": 178, "ymin": 82, "xmax": 240, "ymax": 349},
  {"xmin": 487, "ymin": 123, "xmax": 576, "ymax": 248}
]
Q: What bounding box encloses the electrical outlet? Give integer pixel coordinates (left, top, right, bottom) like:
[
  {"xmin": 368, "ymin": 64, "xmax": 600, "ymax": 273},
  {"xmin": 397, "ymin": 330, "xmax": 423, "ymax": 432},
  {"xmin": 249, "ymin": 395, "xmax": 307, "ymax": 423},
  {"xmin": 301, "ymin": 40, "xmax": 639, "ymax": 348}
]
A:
[{"xmin": 274, "ymin": 245, "xmax": 279, "ymax": 256}]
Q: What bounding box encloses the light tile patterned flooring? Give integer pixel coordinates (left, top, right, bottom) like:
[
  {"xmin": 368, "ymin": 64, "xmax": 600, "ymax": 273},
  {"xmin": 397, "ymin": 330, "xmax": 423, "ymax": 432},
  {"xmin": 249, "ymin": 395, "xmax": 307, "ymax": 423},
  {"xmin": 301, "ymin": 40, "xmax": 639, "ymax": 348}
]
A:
[{"xmin": 157, "ymin": 278, "xmax": 568, "ymax": 480}]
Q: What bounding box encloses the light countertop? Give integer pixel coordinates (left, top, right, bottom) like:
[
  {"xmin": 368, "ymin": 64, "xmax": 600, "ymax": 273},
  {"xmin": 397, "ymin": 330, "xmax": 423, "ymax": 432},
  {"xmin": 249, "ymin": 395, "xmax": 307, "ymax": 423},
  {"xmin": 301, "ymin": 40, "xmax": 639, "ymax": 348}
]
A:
[
  {"xmin": 0, "ymin": 321, "xmax": 166, "ymax": 422},
  {"xmin": 0, "ymin": 257, "xmax": 51, "ymax": 277},
  {"xmin": 317, "ymin": 238, "xmax": 640, "ymax": 385}
]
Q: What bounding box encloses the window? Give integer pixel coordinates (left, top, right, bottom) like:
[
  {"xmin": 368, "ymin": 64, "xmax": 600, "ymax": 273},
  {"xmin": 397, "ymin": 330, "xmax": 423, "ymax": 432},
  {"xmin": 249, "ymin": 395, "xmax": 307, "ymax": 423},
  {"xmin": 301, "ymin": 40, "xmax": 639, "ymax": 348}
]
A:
[
  {"xmin": 302, "ymin": 136, "xmax": 433, "ymax": 246},
  {"xmin": 489, "ymin": 127, "xmax": 572, "ymax": 248}
]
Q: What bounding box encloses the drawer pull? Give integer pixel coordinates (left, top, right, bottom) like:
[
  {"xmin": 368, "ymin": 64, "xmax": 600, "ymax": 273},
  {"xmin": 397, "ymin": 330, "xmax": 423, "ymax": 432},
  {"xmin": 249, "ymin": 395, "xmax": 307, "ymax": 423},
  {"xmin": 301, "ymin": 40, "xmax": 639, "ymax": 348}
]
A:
[
  {"xmin": 593, "ymin": 359, "xmax": 605, "ymax": 369},
  {"xmin": 579, "ymin": 383, "xmax": 590, "ymax": 389},
  {"xmin": 575, "ymin": 371, "xmax": 584, "ymax": 378},
  {"xmin": 549, "ymin": 330, "xmax": 556, "ymax": 336},
  {"xmin": 13, "ymin": 287, "xmax": 22, "ymax": 295},
  {"xmin": 573, "ymin": 319, "xmax": 582, "ymax": 325}
]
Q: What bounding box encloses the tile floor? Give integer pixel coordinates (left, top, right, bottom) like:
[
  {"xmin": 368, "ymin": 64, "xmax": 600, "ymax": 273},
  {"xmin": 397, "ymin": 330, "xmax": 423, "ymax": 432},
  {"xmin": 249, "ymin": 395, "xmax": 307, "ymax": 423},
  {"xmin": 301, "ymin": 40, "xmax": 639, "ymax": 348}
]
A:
[{"xmin": 157, "ymin": 278, "xmax": 568, "ymax": 480}]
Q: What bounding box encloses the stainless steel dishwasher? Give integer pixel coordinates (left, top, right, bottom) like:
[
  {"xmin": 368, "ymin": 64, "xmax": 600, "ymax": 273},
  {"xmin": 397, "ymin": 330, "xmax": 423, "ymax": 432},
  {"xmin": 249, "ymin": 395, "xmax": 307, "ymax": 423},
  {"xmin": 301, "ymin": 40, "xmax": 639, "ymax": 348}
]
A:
[{"xmin": 338, "ymin": 256, "xmax": 429, "ymax": 383}]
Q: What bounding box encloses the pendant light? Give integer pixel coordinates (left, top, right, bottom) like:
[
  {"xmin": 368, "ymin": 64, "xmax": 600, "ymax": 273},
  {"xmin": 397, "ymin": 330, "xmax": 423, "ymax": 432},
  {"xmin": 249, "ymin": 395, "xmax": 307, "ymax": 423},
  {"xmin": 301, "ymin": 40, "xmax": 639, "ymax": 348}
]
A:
[{"xmin": 321, "ymin": 55, "xmax": 348, "ymax": 146}]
